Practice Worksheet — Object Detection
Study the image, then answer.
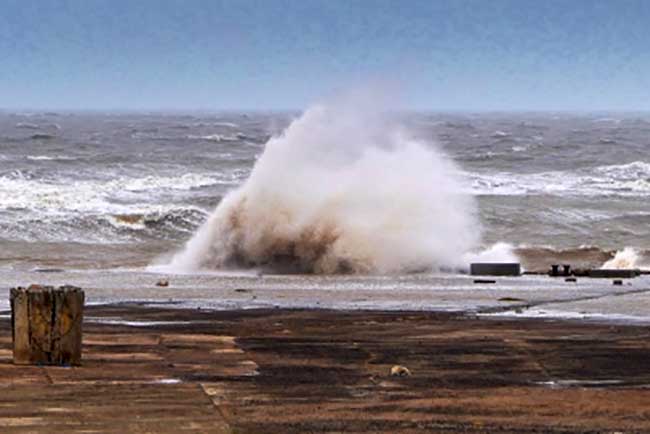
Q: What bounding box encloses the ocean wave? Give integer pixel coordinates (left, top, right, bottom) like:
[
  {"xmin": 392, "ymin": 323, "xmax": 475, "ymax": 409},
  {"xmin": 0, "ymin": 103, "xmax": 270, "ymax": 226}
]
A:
[
  {"xmin": 511, "ymin": 245, "xmax": 650, "ymax": 272},
  {"xmin": 187, "ymin": 133, "xmax": 242, "ymax": 142},
  {"xmin": 26, "ymin": 155, "xmax": 76, "ymax": 161},
  {"xmin": 591, "ymin": 117, "xmax": 621, "ymax": 124},
  {"xmin": 469, "ymin": 160, "xmax": 650, "ymax": 197},
  {"xmin": 115, "ymin": 173, "xmax": 227, "ymax": 192},
  {"xmin": 189, "ymin": 121, "xmax": 239, "ymax": 128},
  {"xmin": 0, "ymin": 206, "xmax": 209, "ymax": 244},
  {"xmin": 15, "ymin": 122, "xmax": 40, "ymax": 130},
  {"xmin": 514, "ymin": 245, "xmax": 613, "ymax": 271},
  {"xmin": 104, "ymin": 207, "xmax": 208, "ymax": 233},
  {"xmin": 130, "ymin": 132, "xmax": 176, "ymax": 141},
  {"xmin": 593, "ymin": 160, "xmax": 650, "ymax": 179},
  {"xmin": 168, "ymin": 124, "xmax": 191, "ymax": 130},
  {"xmin": 30, "ymin": 133, "xmax": 56, "ymax": 140},
  {"xmin": 212, "ymin": 121, "xmax": 239, "ymax": 128},
  {"xmin": 0, "ymin": 172, "xmax": 238, "ymax": 215}
]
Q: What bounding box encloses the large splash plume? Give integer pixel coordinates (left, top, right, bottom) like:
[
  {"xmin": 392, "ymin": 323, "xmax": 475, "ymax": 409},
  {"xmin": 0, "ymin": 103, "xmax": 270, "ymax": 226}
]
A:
[{"xmin": 169, "ymin": 98, "xmax": 482, "ymax": 274}]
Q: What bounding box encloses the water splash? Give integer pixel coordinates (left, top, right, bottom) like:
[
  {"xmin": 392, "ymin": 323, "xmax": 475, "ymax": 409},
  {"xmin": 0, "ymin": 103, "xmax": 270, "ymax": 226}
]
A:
[
  {"xmin": 602, "ymin": 247, "xmax": 650, "ymax": 270},
  {"xmin": 168, "ymin": 99, "xmax": 481, "ymax": 274}
]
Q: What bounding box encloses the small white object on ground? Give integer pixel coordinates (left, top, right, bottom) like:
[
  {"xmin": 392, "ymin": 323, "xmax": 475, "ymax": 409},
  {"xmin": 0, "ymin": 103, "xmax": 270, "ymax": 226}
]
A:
[{"xmin": 390, "ymin": 365, "xmax": 411, "ymax": 377}]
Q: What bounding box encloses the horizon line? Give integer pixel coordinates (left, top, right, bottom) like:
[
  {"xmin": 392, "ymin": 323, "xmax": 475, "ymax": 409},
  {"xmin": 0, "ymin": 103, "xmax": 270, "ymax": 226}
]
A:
[{"xmin": 2, "ymin": 107, "xmax": 650, "ymax": 115}]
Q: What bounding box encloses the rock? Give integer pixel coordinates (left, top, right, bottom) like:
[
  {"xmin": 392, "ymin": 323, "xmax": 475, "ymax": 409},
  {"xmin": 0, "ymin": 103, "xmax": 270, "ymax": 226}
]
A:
[
  {"xmin": 390, "ymin": 365, "xmax": 411, "ymax": 377},
  {"xmin": 156, "ymin": 279, "xmax": 170, "ymax": 287}
]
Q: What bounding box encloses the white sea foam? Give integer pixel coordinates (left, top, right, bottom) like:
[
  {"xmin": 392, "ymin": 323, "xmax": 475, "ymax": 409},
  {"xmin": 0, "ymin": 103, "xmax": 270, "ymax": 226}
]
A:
[
  {"xmin": 463, "ymin": 242, "xmax": 519, "ymax": 266},
  {"xmin": 26, "ymin": 155, "xmax": 76, "ymax": 161},
  {"xmin": 468, "ymin": 160, "xmax": 650, "ymax": 197},
  {"xmin": 116, "ymin": 173, "xmax": 225, "ymax": 192},
  {"xmin": 15, "ymin": 122, "xmax": 40, "ymax": 129},
  {"xmin": 188, "ymin": 134, "xmax": 240, "ymax": 142},
  {"xmin": 0, "ymin": 172, "xmax": 238, "ymax": 213},
  {"xmin": 212, "ymin": 121, "xmax": 239, "ymax": 128},
  {"xmin": 602, "ymin": 247, "xmax": 650, "ymax": 270},
  {"xmin": 105, "ymin": 215, "xmax": 148, "ymax": 230},
  {"xmin": 169, "ymin": 98, "xmax": 481, "ymax": 274}
]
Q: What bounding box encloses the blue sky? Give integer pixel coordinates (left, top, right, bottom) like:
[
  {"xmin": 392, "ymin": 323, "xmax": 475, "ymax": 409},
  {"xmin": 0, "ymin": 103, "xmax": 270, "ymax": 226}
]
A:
[{"xmin": 1, "ymin": 0, "xmax": 649, "ymax": 111}]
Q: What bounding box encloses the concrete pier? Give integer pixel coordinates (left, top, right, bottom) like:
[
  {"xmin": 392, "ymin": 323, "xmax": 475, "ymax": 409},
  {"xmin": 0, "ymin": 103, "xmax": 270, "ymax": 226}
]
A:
[
  {"xmin": 588, "ymin": 269, "xmax": 640, "ymax": 279},
  {"xmin": 1, "ymin": 304, "xmax": 650, "ymax": 433}
]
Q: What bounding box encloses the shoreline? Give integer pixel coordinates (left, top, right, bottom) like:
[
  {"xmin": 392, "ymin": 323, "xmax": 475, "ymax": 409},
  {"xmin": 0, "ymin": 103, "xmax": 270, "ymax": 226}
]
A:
[
  {"xmin": 2, "ymin": 303, "xmax": 650, "ymax": 432},
  {"xmin": 3, "ymin": 269, "xmax": 650, "ymax": 323}
]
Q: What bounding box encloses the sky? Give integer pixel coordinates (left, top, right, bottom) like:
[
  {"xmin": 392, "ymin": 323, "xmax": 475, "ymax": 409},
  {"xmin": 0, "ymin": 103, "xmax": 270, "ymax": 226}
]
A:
[{"xmin": 1, "ymin": 0, "xmax": 649, "ymax": 111}]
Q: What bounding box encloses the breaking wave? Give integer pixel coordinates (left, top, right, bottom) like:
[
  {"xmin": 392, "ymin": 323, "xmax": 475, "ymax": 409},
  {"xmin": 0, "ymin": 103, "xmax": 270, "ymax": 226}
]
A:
[
  {"xmin": 30, "ymin": 133, "xmax": 57, "ymax": 140},
  {"xmin": 26, "ymin": 155, "xmax": 77, "ymax": 161},
  {"xmin": 169, "ymin": 100, "xmax": 482, "ymax": 274},
  {"xmin": 187, "ymin": 133, "xmax": 244, "ymax": 142},
  {"xmin": 469, "ymin": 161, "xmax": 650, "ymax": 197},
  {"xmin": 0, "ymin": 172, "xmax": 228, "ymax": 244},
  {"xmin": 0, "ymin": 172, "xmax": 239, "ymax": 213},
  {"xmin": 15, "ymin": 122, "xmax": 40, "ymax": 130},
  {"xmin": 602, "ymin": 247, "xmax": 650, "ymax": 270},
  {"xmin": 1, "ymin": 207, "xmax": 208, "ymax": 244}
]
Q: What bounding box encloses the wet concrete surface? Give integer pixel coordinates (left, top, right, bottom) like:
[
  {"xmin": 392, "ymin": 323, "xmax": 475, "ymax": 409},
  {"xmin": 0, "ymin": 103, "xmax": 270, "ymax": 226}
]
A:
[
  {"xmin": 4, "ymin": 270, "xmax": 650, "ymax": 324},
  {"xmin": 1, "ymin": 304, "xmax": 650, "ymax": 432}
]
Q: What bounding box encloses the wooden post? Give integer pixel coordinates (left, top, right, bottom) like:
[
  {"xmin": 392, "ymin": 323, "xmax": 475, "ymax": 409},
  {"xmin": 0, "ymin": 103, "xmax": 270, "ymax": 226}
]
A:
[{"xmin": 10, "ymin": 285, "xmax": 84, "ymax": 366}]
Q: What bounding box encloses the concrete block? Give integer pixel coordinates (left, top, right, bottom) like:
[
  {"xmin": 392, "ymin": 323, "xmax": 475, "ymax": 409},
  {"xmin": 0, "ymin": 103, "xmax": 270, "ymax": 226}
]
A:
[
  {"xmin": 587, "ymin": 269, "xmax": 640, "ymax": 279},
  {"xmin": 470, "ymin": 263, "xmax": 521, "ymax": 276}
]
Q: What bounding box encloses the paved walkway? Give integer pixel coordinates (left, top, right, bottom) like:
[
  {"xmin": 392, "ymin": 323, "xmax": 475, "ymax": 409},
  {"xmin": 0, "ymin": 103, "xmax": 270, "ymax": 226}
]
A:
[{"xmin": 1, "ymin": 304, "xmax": 650, "ymax": 432}]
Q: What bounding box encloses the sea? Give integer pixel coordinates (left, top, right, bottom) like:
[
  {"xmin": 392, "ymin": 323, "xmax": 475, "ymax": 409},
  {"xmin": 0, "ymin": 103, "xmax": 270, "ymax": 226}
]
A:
[
  {"xmin": 2, "ymin": 110, "xmax": 650, "ymax": 272},
  {"xmin": 3, "ymin": 109, "xmax": 650, "ymax": 320}
]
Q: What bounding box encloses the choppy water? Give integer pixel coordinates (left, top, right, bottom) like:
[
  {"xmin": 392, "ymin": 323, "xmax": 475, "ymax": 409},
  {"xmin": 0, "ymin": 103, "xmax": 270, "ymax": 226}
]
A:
[{"xmin": 2, "ymin": 110, "xmax": 650, "ymax": 271}]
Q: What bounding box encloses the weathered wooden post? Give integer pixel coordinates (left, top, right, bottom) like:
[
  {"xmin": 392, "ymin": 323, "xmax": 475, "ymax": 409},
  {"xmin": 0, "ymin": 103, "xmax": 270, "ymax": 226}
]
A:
[{"xmin": 10, "ymin": 285, "xmax": 84, "ymax": 366}]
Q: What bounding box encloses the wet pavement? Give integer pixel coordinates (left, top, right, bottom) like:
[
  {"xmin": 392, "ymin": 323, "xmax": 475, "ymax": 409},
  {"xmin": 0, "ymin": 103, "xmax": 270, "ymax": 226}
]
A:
[{"xmin": 1, "ymin": 304, "xmax": 650, "ymax": 432}]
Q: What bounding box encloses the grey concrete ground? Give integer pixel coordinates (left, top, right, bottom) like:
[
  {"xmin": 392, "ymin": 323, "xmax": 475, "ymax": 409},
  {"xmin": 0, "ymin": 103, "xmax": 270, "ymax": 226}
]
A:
[{"xmin": 2, "ymin": 267, "xmax": 650, "ymax": 323}]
